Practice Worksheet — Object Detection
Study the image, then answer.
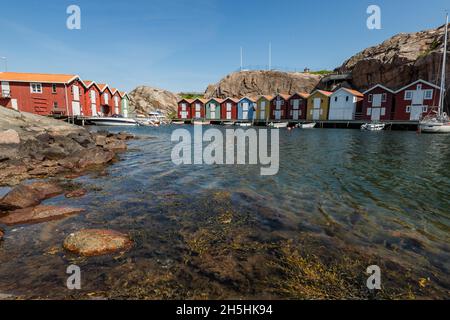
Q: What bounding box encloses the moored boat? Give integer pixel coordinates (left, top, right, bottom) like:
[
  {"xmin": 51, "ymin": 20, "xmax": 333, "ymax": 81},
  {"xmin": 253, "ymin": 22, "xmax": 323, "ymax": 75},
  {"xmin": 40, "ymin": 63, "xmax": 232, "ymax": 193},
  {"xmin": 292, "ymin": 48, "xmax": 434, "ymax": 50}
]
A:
[
  {"xmin": 85, "ymin": 116, "xmax": 139, "ymax": 127},
  {"xmin": 270, "ymin": 122, "xmax": 289, "ymax": 128},
  {"xmin": 419, "ymin": 14, "xmax": 450, "ymax": 134},
  {"xmin": 361, "ymin": 122, "xmax": 385, "ymax": 131},
  {"xmin": 299, "ymin": 123, "xmax": 316, "ymax": 129}
]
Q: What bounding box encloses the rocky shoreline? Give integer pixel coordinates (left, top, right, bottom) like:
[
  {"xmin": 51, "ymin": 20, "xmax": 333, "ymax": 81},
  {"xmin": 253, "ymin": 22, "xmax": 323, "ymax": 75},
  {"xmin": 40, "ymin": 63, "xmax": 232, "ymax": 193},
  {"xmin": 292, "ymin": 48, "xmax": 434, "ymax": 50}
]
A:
[
  {"xmin": 0, "ymin": 107, "xmax": 135, "ymax": 262},
  {"xmin": 0, "ymin": 108, "xmax": 134, "ymax": 186}
]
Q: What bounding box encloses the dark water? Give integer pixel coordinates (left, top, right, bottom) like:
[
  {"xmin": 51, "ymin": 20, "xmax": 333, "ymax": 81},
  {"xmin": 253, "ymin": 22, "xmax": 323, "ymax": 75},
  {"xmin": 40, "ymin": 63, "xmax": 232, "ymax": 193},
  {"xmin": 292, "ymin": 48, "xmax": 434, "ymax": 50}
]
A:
[{"xmin": 0, "ymin": 126, "xmax": 449, "ymax": 299}]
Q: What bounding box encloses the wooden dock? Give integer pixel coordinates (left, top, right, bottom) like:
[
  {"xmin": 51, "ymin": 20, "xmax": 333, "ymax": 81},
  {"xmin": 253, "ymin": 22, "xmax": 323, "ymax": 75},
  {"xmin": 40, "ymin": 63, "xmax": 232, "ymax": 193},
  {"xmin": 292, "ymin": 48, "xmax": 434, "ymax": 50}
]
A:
[{"xmin": 172, "ymin": 119, "xmax": 420, "ymax": 131}]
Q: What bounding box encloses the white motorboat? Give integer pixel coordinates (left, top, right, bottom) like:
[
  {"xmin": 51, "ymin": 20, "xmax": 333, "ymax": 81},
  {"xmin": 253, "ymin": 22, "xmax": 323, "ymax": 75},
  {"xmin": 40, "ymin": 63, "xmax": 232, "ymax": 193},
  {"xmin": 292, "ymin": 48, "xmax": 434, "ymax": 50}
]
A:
[
  {"xmin": 419, "ymin": 14, "xmax": 450, "ymax": 134},
  {"xmin": 86, "ymin": 117, "xmax": 139, "ymax": 127},
  {"xmin": 171, "ymin": 120, "xmax": 186, "ymax": 125},
  {"xmin": 361, "ymin": 123, "xmax": 385, "ymax": 131},
  {"xmin": 223, "ymin": 121, "xmax": 235, "ymax": 126},
  {"xmin": 299, "ymin": 123, "xmax": 316, "ymax": 129},
  {"xmin": 270, "ymin": 122, "xmax": 289, "ymax": 128},
  {"xmin": 237, "ymin": 122, "xmax": 252, "ymax": 127}
]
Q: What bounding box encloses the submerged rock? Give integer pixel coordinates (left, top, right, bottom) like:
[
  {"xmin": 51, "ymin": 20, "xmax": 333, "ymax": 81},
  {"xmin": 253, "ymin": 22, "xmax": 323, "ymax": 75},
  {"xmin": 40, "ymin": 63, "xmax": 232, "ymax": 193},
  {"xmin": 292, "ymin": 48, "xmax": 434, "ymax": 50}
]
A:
[
  {"xmin": 63, "ymin": 229, "xmax": 133, "ymax": 257},
  {"xmin": 0, "ymin": 205, "xmax": 84, "ymax": 226},
  {"xmin": 65, "ymin": 189, "xmax": 87, "ymax": 198},
  {"xmin": 0, "ymin": 182, "xmax": 63, "ymax": 211},
  {"xmin": 0, "ymin": 229, "xmax": 3, "ymax": 240}
]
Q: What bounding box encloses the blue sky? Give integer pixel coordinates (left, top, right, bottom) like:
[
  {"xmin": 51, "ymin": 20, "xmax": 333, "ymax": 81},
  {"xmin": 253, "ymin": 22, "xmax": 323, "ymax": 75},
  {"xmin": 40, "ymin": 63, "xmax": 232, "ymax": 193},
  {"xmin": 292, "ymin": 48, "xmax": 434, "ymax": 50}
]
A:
[{"xmin": 0, "ymin": 0, "xmax": 448, "ymax": 93}]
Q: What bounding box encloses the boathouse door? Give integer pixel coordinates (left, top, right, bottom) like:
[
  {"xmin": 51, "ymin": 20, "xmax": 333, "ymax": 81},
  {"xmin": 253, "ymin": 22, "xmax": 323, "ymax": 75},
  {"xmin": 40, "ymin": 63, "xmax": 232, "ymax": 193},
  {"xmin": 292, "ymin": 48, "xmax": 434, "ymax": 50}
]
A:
[
  {"xmin": 313, "ymin": 98, "xmax": 321, "ymax": 120},
  {"xmin": 90, "ymin": 91, "xmax": 97, "ymax": 116},
  {"xmin": 195, "ymin": 103, "xmax": 201, "ymax": 118},
  {"xmin": 260, "ymin": 101, "xmax": 266, "ymax": 120},
  {"xmin": 226, "ymin": 103, "xmax": 232, "ymax": 119},
  {"xmin": 181, "ymin": 103, "xmax": 187, "ymax": 119},
  {"xmin": 409, "ymin": 106, "xmax": 423, "ymax": 120},
  {"xmin": 371, "ymin": 108, "xmax": 381, "ymax": 121},
  {"xmin": 242, "ymin": 102, "xmax": 249, "ymax": 119},
  {"xmin": 72, "ymin": 101, "xmax": 81, "ymax": 116},
  {"xmin": 11, "ymin": 99, "xmax": 18, "ymax": 111},
  {"xmin": 293, "ymin": 100, "xmax": 299, "ymax": 120},
  {"xmin": 210, "ymin": 104, "xmax": 216, "ymax": 119}
]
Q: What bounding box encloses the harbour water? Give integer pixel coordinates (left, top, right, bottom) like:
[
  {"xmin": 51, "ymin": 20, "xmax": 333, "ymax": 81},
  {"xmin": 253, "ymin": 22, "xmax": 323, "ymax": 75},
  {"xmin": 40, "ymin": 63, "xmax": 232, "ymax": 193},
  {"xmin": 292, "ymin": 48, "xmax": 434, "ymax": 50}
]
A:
[{"xmin": 0, "ymin": 126, "xmax": 449, "ymax": 299}]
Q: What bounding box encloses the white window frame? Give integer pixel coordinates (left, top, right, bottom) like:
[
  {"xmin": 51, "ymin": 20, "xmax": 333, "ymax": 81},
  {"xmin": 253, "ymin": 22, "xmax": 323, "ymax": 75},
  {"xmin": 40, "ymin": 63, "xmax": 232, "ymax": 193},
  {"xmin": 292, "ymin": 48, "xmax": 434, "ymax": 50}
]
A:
[
  {"xmin": 382, "ymin": 93, "xmax": 387, "ymax": 102},
  {"xmin": 405, "ymin": 91, "xmax": 413, "ymax": 101},
  {"xmin": 424, "ymin": 90, "xmax": 433, "ymax": 100},
  {"xmin": 30, "ymin": 83, "xmax": 42, "ymax": 94},
  {"xmin": 406, "ymin": 106, "xmax": 411, "ymax": 113},
  {"xmin": 422, "ymin": 106, "xmax": 428, "ymax": 113},
  {"xmin": 52, "ymin": 84, "xmax": 57, "ymax": 94},
  {"xmin": 368, "ymin": 94, "xmax": 373, "ymax": 103}
]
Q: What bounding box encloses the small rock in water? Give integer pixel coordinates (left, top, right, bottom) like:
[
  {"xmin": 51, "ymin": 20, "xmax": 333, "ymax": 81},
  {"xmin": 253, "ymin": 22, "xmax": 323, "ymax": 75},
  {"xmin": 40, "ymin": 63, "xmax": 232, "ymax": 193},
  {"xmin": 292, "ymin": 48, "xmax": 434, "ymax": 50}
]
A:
[
  {"xmin": 0, "ymin": 205, "xmax": 84, "ymax": 226},
  {"xmin": 63, "ymin": 229, "xmax": 133, "ymax": 257},
  {"xmin": 0, "ymin": 229, "xmax": 4, "ymax": 240},
  {"xmin": 65, "ymin": 189, "xmax": 87, "ymax": 198}
]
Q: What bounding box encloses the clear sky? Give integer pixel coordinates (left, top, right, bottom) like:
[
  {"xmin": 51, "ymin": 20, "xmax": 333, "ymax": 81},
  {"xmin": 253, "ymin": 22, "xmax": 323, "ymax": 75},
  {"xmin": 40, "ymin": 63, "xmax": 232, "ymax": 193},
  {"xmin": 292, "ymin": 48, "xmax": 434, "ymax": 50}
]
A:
[{"xmin": 1, "ymin": 0, "xmax": 448, "ymax": 93}]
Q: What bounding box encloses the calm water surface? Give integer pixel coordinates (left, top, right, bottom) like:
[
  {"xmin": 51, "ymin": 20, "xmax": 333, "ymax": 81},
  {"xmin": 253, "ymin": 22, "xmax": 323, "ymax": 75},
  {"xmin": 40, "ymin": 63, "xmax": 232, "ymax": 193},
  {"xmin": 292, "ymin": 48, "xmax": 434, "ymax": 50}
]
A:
[{"xmin": 0, "ymin": 126, "xmax": 449, "ymax": 299}]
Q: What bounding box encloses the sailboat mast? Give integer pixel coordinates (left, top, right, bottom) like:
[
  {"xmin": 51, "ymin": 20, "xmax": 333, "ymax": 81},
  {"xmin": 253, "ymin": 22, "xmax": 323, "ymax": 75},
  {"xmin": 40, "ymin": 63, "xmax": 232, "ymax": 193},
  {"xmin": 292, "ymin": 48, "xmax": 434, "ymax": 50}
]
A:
[{"xmin": 439, "ymin": 14, "xmax": 448, "ymax": 116}]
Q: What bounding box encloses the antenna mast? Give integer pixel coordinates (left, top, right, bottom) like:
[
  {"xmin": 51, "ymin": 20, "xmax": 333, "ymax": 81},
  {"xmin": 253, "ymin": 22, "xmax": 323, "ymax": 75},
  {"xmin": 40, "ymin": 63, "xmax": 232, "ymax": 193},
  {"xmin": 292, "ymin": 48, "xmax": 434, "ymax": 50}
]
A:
[{"xmin": 439, "ymin": 13, "xmax": 448, "ymax": 116}]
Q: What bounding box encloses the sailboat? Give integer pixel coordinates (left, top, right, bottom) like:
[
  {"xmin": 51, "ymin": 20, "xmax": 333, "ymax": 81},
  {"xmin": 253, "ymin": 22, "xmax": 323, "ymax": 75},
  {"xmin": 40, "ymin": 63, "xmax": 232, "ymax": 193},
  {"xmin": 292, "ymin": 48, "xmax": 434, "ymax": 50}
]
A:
[{"xmin": 420, "ymin": 14, "xmax": 450, "ymax": 133}]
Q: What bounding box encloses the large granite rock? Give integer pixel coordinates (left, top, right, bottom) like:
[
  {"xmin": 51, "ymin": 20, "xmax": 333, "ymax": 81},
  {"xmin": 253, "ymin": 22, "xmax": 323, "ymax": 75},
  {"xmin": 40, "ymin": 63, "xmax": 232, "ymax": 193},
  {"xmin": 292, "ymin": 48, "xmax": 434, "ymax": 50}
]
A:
[
  {"xmin": 336, "ymin": 23, "xmax": 450, "ymax": 109},
  {"xmin": 63, "ymin": 229, "xmax": 133, "ymax": 257},
  {"xmin": 128, "ymin": 86, "xmax": 179, "ymax": 116},
  {"xmin": 204, "ymin": 70, "xmax": 322, "ymax": 99}
]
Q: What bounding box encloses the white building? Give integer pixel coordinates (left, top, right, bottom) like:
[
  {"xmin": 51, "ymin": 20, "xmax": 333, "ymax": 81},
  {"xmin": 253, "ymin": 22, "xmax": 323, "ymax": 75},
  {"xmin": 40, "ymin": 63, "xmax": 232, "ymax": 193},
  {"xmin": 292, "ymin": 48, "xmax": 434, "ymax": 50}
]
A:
[{"xmin": 328, "ymin": 88, "xmax": 364, "ymax": 120}]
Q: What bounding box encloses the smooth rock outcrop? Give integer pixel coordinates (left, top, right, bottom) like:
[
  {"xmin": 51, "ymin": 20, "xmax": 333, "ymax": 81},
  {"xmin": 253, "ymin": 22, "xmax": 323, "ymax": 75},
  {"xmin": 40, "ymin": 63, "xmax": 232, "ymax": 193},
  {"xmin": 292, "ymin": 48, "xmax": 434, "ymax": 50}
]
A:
[
  {"xmin": 204, "ymin": 70, "xmax": 322, "ymax": 99},
  {"xmin": 63, "ymin": 229, "xmax": 133, "ymax": 257},
  {"xmin": 128, "ymin": 86, "xmax": 179, "ymax": 116},
  {"xmin": 0, "ymin": 205, "xmax": 84, "ymax": 226},
  {"xmin": 0, "ymin": 229, "xmax": 4, "ymax": 241}
]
